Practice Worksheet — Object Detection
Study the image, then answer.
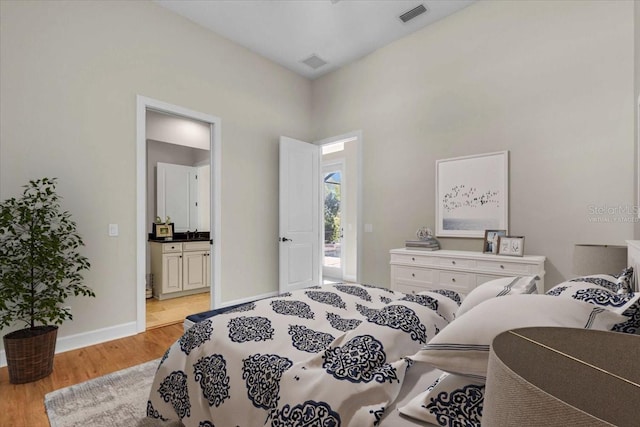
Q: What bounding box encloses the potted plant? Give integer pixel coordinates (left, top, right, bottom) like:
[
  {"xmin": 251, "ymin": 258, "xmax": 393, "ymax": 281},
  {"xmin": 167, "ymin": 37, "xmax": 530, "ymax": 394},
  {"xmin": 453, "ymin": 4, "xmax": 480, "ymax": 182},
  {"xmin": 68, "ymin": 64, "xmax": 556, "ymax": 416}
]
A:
[{"xmin": 0, "ymin": 177, "xmax": 94, "ymax": 383}]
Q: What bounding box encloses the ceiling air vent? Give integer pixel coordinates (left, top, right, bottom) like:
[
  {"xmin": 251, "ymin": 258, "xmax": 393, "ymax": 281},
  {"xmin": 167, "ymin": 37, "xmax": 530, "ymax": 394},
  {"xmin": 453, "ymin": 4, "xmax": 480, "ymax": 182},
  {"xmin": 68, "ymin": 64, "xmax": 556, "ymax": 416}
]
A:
[
  {"xmin": 399, "ymin": 4, "xmax": 428, "ymax": 23},
  {"xmin": 301, "ymin": 54, "xmax": 328, "ymax": 70}
]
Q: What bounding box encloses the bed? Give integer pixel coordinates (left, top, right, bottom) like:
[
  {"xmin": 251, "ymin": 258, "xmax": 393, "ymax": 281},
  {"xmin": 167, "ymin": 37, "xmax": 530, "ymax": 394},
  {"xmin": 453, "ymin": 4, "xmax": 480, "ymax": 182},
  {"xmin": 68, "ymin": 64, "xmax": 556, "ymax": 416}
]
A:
[{"xmin": 143, "ymin": 269, "xmax": 639, "ymax": 427}]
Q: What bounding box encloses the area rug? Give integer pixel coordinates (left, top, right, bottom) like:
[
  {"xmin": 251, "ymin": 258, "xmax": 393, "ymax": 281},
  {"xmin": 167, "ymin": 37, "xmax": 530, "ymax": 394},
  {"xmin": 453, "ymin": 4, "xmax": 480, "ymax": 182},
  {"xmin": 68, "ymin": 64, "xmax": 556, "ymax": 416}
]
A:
[{"xmin": 45, "ymin": 358, "xmax": 172, "ymax": 427}]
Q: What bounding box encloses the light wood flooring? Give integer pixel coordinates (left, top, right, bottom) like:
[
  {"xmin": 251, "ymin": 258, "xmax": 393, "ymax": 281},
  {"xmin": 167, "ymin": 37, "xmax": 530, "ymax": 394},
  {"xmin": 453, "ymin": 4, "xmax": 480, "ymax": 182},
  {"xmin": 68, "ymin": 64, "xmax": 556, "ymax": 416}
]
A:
[
  {"xmin": 146, "ymin": 291, "xmax": 211, "ymax": 329},
  {"xmin": 0, "ymin": 323, "xmax": 184, "ymax": 426}
]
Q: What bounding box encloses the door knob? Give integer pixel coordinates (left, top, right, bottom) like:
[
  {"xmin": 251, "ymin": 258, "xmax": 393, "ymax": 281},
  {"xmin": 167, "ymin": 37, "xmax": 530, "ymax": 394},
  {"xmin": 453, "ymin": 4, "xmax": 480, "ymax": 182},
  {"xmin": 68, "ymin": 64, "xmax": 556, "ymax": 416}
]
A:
[{"xmin": 280, "ymin": 237, "xmax": 292, "ymax": 242}]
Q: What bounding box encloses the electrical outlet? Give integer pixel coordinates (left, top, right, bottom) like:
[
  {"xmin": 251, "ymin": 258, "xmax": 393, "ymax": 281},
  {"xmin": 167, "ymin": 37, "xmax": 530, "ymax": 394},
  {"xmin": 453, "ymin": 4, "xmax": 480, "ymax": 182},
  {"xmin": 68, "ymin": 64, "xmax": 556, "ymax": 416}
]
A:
[{"xmin": 108, "ymin": 223, "xmax": 119, "ymax": 237}]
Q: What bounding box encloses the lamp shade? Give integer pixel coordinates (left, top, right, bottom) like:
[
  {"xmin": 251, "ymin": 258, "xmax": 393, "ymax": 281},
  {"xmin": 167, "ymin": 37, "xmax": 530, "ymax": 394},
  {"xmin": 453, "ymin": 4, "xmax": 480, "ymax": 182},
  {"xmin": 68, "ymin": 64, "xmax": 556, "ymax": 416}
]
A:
[
  {"xmin": 572, "ymin": 244, "xmax": 627, "ymax": 276},
  {"xmin": 483, "ymin": 327, "xmax": 640, "ymax": 427}
]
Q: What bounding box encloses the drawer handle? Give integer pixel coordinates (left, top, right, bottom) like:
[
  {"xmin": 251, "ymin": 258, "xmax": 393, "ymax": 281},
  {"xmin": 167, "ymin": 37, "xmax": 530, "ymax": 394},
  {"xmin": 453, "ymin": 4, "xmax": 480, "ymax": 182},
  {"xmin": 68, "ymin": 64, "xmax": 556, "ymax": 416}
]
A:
[
  {"xmin": 500, "ymin": 265, "xmax": 504, "ymax": 269},
  {"xmin": 412, "ymin": 273, "xmax": 415, "ymax": 277},
  {"xmin": 452, "ymin": 278, "xmax": 456, "ymax": 282},
  {"xmin": 412, "ymin": 257, "xmax": 415, "ymax": 261},
  {"xmin": 452, "ymin": 260, "xmax": 456, "ymax": 265},
  {"xmin": 171, "ymin": 246, "xmax": 175, "ymax": 249}
]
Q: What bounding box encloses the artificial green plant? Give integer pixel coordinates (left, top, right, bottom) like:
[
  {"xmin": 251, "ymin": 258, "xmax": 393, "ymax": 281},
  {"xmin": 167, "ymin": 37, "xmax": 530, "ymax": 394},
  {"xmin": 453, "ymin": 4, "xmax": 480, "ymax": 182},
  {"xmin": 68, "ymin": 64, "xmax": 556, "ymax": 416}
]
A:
[{"xmin": 0, "ymin": 177, "xmax": 94, "ymax": 332}]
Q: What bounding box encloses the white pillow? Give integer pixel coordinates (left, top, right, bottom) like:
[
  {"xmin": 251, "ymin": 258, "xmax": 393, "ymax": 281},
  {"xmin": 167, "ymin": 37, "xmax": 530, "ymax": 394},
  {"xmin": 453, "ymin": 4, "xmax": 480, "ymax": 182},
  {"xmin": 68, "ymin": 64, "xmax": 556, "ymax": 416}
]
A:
[
  {"xmin": 410, "ymin": 295, "xmax": 627, "ymax": 379},
  {"xmin": 456, "ymin": 276, "xmax": 538, "ymax": 317},
  {"xmin": 398, "ymin": 372, "xmax": 484, "ymax": 426}
]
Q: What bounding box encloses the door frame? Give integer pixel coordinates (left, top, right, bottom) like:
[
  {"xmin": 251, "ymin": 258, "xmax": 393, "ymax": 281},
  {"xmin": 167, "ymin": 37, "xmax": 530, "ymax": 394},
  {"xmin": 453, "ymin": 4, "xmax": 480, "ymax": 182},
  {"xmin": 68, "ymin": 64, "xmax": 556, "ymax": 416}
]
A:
[
  {"xmin": 135, "ymin": 95, "xmax": 222, "ymax": 333},
  {"xmin": 315, "ymin": 130, "xmax": 362, "ymax": 283}
]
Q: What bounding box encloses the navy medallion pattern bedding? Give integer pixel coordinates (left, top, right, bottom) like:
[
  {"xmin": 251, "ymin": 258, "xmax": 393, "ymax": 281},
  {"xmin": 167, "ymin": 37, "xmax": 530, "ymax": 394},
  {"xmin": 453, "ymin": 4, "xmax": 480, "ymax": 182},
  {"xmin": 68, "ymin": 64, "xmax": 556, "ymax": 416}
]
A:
[{"xmin": 146, "ymin": 284, "xmax": 458, "ymax": 426}]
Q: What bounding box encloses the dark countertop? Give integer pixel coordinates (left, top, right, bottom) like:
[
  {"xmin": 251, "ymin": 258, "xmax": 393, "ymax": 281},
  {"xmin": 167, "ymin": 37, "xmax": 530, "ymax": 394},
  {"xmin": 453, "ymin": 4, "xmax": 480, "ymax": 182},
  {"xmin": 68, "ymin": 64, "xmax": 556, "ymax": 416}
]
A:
[
  {"xmin": 148, "ymin": 232, "xmax": 210, "ymax": 243},
  {"xmin": 148, "ymin": 238, "xmax": 210, "ymax": 243}
]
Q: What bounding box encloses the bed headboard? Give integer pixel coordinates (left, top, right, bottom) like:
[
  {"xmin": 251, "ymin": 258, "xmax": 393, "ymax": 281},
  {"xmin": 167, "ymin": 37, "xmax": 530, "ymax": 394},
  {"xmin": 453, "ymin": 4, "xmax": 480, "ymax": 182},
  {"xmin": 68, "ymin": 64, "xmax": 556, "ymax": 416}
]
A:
[{"xmin": 626, "ymin": 240, "xmax": 640, "ymax": 292}]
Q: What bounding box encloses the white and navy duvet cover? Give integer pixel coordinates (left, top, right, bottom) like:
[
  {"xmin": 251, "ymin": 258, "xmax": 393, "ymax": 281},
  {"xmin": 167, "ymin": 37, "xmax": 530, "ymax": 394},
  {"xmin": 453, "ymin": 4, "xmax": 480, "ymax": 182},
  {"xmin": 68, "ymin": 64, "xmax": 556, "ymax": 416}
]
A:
[{"xmin": 146, "ymin": 284, "xmax": 457, "ymax": 426}]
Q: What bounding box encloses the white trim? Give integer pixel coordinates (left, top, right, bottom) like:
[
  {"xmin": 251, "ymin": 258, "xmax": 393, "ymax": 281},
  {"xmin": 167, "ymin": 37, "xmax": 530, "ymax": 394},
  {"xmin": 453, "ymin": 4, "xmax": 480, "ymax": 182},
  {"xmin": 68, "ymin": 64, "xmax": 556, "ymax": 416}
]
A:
[
  {"xmin": 136, "ymin": 95, "xmax": 222, "ymax": 334},
  {"xmin": 0, "ymin": 322, "xmax": 137, "ymax": 367},
  {"xmin": 315, "ymin": 130, "xmax": 363, "ymax": 283},
  {"xmin": 637, "ymin": 94, "xmax": 640, "ymax": 219}
]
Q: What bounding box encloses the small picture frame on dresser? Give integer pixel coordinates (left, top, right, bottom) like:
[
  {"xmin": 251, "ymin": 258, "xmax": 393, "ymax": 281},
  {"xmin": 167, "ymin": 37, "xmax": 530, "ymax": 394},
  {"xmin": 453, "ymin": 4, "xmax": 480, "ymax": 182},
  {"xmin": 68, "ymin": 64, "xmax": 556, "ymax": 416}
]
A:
[
  {"xmin": 483, "ymin": 230, "xmax": 506, "ymax": 254},
  {"xmin": 498, "ymin": 236, "xmax": 525, "ymax": 257}
]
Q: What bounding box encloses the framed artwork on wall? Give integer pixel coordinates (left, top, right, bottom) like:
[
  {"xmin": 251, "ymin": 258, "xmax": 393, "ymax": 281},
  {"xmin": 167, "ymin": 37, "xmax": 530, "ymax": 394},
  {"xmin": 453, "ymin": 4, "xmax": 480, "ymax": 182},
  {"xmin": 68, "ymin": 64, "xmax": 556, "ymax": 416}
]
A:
[{"xmin": 436, "ymin": 151, "xmax": 509, "ymax": 238}]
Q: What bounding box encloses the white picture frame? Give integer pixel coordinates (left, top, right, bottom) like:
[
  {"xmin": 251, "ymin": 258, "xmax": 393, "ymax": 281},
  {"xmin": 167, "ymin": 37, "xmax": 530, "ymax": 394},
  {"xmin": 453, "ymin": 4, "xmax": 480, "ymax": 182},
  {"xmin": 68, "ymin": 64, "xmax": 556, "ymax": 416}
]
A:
[
  {"xmin": 498, "ymin": 236, "xmax": 525, "ymax": 257},
  {"xmin": 436, "ymin": 151, "xmax": 509, "ymax": 238}
]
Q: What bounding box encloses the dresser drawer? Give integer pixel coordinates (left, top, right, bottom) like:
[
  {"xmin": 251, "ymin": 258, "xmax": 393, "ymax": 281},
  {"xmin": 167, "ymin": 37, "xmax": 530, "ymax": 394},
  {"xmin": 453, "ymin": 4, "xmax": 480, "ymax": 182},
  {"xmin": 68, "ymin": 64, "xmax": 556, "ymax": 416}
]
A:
[
  {"xmin": 394, "ymin": 266, "xmax": 434, "ymax": 283},
  {"xmin": 437, "ymin": 271, "xmax": 471, "ymax": 293},
  {"xmin": 390, "ymin": 253, "xmax": 437, "ymax": 266},
  {"xmin": 476, "ymin": 259, "xmax": 530, "ymax": 274},
  {"xmin": 162, "ymin": 243, "xmax": 183, "ymax": 253},
  {"xmin": 438, "ymin": 257, "xmax": 473, "ymax": 269}
]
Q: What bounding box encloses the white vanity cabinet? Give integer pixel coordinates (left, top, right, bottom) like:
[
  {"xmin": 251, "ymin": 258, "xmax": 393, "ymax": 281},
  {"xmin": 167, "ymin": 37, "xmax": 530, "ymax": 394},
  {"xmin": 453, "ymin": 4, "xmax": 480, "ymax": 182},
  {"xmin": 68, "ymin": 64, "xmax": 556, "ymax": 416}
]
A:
[
  {"xmin": 150, "ymin": 241, "xmax": 211, "ymax": 300},
  {"xmin": 390, "ymin": 248, "xmax": 546, "ymax": 295}
]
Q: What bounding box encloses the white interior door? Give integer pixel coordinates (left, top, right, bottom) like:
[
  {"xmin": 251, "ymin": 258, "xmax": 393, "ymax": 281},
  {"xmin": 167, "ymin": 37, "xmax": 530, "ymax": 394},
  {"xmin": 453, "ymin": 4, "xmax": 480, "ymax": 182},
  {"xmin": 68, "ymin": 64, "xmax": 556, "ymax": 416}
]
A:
[{"xmin": 279, "ymin": 136, "xmax": 321, "ymax": 293}]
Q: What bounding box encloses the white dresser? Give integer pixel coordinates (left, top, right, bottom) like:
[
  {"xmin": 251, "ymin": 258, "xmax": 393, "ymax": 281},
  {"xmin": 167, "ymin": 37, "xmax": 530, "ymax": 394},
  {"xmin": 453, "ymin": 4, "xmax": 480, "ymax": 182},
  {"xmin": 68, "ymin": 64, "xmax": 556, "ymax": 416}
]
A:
[{"xmin": 390, "ymin": 248, "xmax": 546, "ymax": 295}]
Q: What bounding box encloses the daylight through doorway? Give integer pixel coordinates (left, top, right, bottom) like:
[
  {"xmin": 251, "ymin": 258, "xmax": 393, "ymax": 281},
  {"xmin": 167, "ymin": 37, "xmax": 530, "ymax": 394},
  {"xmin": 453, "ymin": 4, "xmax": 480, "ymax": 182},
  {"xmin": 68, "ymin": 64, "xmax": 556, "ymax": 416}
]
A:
[{"xmin": 323, "ymin": 162, "xmax": 344, "ymax": 279}]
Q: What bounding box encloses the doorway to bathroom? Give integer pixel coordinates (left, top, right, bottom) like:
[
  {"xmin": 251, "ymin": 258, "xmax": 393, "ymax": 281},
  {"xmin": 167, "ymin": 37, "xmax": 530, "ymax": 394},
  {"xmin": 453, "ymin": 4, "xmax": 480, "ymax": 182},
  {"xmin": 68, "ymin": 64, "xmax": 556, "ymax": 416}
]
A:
[{"xmin": 136, "ymin": 96, "xmax": 221, "ymax": 333}]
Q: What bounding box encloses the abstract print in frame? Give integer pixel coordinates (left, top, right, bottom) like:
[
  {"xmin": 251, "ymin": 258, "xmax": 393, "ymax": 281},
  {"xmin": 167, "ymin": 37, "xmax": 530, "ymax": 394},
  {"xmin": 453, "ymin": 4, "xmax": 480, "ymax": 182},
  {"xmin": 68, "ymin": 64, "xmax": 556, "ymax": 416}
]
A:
[{"xmin": 436, "ymin": 151, "xmax": 508, "ymax": 238}]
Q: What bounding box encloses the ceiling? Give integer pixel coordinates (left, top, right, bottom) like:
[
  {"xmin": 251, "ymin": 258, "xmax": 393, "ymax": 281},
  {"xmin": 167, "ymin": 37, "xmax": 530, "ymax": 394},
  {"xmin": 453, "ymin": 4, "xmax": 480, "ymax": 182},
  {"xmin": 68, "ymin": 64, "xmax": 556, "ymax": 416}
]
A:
[{"xmin": 155, "ymin": 0, "xmax": 475, "ymax": 80}]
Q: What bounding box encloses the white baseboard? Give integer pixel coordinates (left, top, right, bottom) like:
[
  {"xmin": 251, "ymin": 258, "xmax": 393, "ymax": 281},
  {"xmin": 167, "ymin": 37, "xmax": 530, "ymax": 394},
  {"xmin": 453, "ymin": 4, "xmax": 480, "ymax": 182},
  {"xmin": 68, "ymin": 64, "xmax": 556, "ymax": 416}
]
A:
[{"xmin": 0, "ymin": 321, "xmax": 138, "ymax": 368}]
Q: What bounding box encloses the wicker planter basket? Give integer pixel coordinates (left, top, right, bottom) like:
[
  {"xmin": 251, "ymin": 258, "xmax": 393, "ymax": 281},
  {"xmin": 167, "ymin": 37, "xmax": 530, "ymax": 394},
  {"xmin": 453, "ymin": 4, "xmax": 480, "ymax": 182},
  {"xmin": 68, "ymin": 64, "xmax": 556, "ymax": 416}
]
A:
[{"xmin": 3, "ymin": 325, "xmax": 58, "ymax": 384}]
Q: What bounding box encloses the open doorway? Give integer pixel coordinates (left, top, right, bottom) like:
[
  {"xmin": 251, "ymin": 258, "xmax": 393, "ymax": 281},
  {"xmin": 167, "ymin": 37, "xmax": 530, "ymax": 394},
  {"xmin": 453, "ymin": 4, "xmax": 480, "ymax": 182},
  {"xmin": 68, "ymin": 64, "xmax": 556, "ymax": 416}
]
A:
[
  {"xmin": 322, "ymin": 160, "xmax": 344, "ymax": 280},
  {"xmin": 319, "ymin": 132, "xmax": 361, "ymax": 284},
  {"xmin": 136, "ymin": 96, "xmax": 221, "ymax": 333},
  {"xmin": 145, "ymin": 111, "xmax": 211, "ymax": 328}
]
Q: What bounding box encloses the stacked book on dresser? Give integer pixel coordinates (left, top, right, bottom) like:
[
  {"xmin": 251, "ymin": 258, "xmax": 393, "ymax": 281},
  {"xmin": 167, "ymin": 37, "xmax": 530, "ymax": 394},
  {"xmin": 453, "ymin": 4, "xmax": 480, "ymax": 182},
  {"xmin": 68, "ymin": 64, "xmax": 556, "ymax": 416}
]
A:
[{"xmin": 405, "ymin": 237, "xmax": 440, "ymax": 251}]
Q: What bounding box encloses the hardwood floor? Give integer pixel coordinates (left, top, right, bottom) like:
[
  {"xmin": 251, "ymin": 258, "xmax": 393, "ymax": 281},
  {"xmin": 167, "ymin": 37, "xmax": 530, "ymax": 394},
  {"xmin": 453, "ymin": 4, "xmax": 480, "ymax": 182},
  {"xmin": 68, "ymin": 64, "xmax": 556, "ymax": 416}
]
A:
[
  {"xmin": 0, "ymin": 323, "xmax": 184, "ymax": 427},
  {"xmin": 146, "ymin": 291, "xmax": 211, "ymax": 329}
]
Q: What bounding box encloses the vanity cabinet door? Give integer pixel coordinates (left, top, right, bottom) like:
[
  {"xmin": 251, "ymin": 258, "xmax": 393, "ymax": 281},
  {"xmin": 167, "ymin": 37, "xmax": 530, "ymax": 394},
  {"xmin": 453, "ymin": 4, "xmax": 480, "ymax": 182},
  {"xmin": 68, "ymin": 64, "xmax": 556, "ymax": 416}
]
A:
[
  {"xmin": 162, "ymin": 252, "xmax": 183, "ymax": 294},
  {"xmin": 183, "ymin": 250, "xmax": 207, "ymax": 290}
]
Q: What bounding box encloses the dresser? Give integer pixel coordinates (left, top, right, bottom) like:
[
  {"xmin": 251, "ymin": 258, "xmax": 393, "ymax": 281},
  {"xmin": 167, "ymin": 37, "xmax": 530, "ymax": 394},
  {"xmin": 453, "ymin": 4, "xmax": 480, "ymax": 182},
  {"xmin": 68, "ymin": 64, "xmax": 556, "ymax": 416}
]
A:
[{"xmin": 390, "ymin": 248, "xmax": 546, "ymax": 295}]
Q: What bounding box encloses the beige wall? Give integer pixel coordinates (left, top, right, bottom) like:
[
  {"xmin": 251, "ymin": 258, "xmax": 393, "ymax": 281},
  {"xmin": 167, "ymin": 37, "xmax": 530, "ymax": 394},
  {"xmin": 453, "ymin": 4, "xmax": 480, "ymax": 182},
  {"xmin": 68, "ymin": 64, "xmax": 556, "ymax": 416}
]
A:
[
  {"xmin": 0, "ymin": 0, "xmax": 637, "ymax": 354},
  {"xmin": 0, "ymin": 0, "xmax": 311, "ymax": 347},
  {"xmin": 311, "ymin": 0, "xmax": 636, "ymax": 289}
]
